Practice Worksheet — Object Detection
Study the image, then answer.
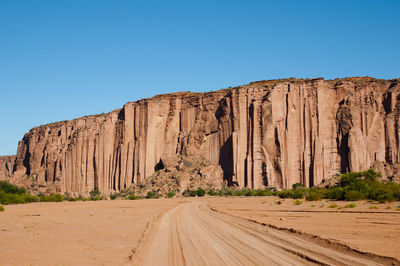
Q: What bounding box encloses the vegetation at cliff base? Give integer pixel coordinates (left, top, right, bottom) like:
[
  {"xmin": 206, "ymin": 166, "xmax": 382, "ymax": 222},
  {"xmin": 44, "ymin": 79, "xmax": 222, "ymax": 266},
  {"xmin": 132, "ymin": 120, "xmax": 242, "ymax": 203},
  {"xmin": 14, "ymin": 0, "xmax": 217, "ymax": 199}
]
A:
[
  {"xmin": 183, "ymin": 187, "xmax": 207, "ymax": 197},
  {"xmin": 146, "ymin": 191, "xmax": 161, "ymax": 199},
  {"xmin": 167, "ymin": 191, "xmax": 176, "ymax": 198},
  {"xmin": 128, "ymin": 193, "xmax": 143, "ymax": 200},
  {"xmin": 273, "ymin": 169, "xmax": 400, "ymax": 203},
  {"xmin": 1, "ymin": 169, "xmax": 399, "ymax": 204},
  {"xmin": 89, "ymin": 190, "xmax": 102, "ymax": 201},
  {"xmin": 200, "ymin": 169, "xmax": 399, "ymax": 203},
  {"xmin": 0, "ymin": 181, "xmax": 64, "ymax": 205},
  {"xmin": 38, "ymin": 193, "xmax": 64, "ymax": 202},
  {"xmin": 206, "ymin": 187, "xmax": 274, "ymax": 197},
  {"xmin": 0, "ymin": 181, "xmax": 38, "ymax": 205},
  {"xmin": 311, "ymin": 169, "xmax": 400, "ymax": 202}
]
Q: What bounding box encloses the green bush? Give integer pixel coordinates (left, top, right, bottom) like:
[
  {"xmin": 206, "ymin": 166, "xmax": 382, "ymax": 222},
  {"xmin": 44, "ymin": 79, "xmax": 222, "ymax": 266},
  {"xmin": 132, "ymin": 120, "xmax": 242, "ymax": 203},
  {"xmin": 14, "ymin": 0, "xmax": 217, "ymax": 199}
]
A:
[
  {"xmin": 63, "ymin": 192, "xmax": 71, "ymax": 201},
  {"xmin": 0, "ymin": 192, "xmax": 25, "ymax": 204},
  {"xmin": 207, "ymin": 189, "xmax": 218, "ymax": 196},
  {"xmin": 89, "ymin": 190, "xmax": 100, "ymax": 197},
  {"xmin": 167, "ymin": 191, "xmax": 176, "ymax": 198},
  {"xmin": 340, "ymin": 169, "xmax": 380, "ymax": 187},
  {"xmin": 374, "ymin": 188, "xmax": 394, "ymax": 203},
  {"xmin": 39, "ymin": 194, "xmax": 64, "ymax": 202},
  {"xmin": 110, "ymin": 193, "xmax": 119, "ymax": 200},
  {"xmin": 292, "ymin": 183, "xmax": 305, "ymax": 190},
  {"xmin": 197, "ymin": 187, "xmax": 206, "ymax": 197},
  {"xmin": 0, "ymin": 205, "xmax": 4, "ymax": 212},
  {"xmin": 186, "ymin": 188, "xmax": 207, "ymax": 197},
  {"xmin": 217, "ymin": 188, "xmax": 273, "ymax": 197},
  {"xmin": 305, "ymin": 192, "xmax": 322, "ymax": 201},
  {"xmin": 369, "ymin": 205, "xmax": 379, "ymax": 209},
  {"xmin": 277, "ymin": 190, "xmax": 294, "ymax": 199},
  {"xmin": 293, "ymin": 199, "xmax": 302, "ymax": 205},
  {"xmin": 91, "ymin": 195, "xmax": 102, "ymax": 201},
  {"xmin": 329, "ymin": 170, "xmax": 400, "ymax": 203},
  {"xmin": 76, "ymin": 195, "xmax": 84, "ymax": 201},
  {"xmin": 218, "ymin": 187, "xmax": 234, "ymax": 196},
  {"xmin": 189, "ymin": 190, "xmax": 198, "ymax": 197},
  {"xmin": 257, "ymin": 190, "xmax": 273, "ymax": 196},
  {"xmin": 0, "ymin": 181, "xmax": 26, "ymax": 194},
  {"xmin": 324, "ymin": 187, "xmax": 345, "ymax": 200},
  {"xmin": 394, "ymin": 190, "xmax": 400, "ymax": 201},
  {"xmin": 127, "ymin": 193, "xmax": 142, "ymax": 200},
  {"xmin": 232, "ymin": 189, "xmax": 245, "ymax": 196},
  {"xmin": 292, "ymin": 189, "xmax": 305, "ymax": 199},
  {"xmin": 368, "ymin": 183, "xmax": 398, "ymax": 203},
  {"xmin": 0, "ymin": 189, "xmax": 40, "ymax": 205},
  {"xmin": 245, "ymin": 189, "xmax": 259, "ymax": 197},
  {"xmin": 277, "ymin": 189, "xmax": 305, "ymax": 199},
  {"xmin": 23, "ymin": 194, "xmax": 39, "ymax": 203},
  {"xmin": 0, "ymin": 181, "xmax": 36, "ymax": 205},
  {"xmin": 146, "ymin": 191, "xmax": 158, "ymax": 199},
  {"xmin": 344, "ymin": 190, "xmax": 365, "ymax": 201},
  {"xmin": 345, "ymin": 202, "xmax": 357, "ymax": 208}
]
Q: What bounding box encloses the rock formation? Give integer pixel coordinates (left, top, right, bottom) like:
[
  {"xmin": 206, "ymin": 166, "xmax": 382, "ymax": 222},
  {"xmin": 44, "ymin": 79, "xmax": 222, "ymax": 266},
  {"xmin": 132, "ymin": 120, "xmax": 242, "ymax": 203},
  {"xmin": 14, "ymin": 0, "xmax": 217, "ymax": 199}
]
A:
[
  {"xmin": 1, "ymin": 77, "xmax": 400, "ymax": 194},
  {"xmin": 0, "ymin": 156, "xmax": 15, "ymax": 180}
]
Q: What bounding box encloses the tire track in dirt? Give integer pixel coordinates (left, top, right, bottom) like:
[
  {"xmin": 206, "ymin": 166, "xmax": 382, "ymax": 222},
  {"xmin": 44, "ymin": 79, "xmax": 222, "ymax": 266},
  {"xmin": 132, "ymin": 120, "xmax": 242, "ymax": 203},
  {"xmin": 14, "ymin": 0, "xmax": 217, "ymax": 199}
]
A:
[{"xmin": 134, "ymin": 201, "xmax": 399, "ymax": 266}]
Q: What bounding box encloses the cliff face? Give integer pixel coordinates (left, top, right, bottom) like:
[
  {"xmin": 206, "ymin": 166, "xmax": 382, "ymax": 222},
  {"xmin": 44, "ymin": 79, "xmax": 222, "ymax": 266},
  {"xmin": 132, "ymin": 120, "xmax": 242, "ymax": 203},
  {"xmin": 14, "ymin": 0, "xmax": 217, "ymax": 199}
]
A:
[
  {"xmin": 0, "ymin": 156, "xmax": 16, "ymax": 180},
  {"xmin": 3, "ymin": 77, "xmax": 400, "ymax": 194}
]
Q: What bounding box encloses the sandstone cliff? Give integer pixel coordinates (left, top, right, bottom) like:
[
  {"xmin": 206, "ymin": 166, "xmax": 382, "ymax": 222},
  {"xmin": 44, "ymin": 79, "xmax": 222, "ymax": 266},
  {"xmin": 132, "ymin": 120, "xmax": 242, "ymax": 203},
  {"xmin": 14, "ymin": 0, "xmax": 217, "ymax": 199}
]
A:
[
  {"xmin": 2, "ymin": 77, "xmax": 400, "ymax": 194},
  {"xmin": 0, "ymin": 156, "xmax": 16, "ymax": 180}
]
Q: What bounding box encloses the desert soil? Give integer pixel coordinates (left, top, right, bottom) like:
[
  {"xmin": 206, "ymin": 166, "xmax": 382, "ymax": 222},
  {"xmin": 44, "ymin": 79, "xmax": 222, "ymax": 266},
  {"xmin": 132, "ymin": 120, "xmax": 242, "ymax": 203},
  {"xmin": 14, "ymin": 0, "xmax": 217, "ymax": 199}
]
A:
[
  {"xmin": 0, "ymin": 199, "xmax": 183, "ymax": 265},
  {"xmin": 0, "ymin": 197, "xmax": 399, "ymax": 265},
  {"xmin": 208, "ymin": 197, "xmax": 400, "ymax": 261}
]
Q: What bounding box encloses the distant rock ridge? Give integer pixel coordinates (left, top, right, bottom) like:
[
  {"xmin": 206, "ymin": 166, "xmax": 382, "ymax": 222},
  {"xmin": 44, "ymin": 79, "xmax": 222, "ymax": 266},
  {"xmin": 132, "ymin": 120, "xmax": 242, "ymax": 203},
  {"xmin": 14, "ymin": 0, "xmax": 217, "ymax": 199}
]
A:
[{"xmin": 1, "ymin": 77, "xmax": 400, "ymax": 194}]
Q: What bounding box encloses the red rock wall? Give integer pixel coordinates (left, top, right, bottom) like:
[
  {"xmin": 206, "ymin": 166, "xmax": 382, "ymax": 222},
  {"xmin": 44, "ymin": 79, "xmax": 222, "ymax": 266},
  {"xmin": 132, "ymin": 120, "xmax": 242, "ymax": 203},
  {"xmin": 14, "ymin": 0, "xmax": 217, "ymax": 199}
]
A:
[
  {"xmin": 3, "ymin": 78, "xmax": 400, "ymax": 193},
  {"xmin": 0, "ymin": 156, "xmax": 16, "ymax": 180}
]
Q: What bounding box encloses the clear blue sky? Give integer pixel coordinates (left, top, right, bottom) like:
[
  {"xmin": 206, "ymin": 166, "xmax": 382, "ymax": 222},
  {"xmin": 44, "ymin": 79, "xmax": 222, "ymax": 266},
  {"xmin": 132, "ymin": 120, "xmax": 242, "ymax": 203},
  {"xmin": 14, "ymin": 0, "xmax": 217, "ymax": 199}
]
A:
[{"xmin": 1, "ymin": 0, "xmax": 399, "ymax": 155}]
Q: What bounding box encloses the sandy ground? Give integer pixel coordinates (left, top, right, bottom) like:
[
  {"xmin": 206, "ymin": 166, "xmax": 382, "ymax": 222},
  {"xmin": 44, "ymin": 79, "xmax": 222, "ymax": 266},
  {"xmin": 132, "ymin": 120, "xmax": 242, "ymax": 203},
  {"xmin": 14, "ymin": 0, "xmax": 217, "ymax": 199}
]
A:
[
  {"xmin": 0, "ymin": 199, "xmax": 184, "ymax": 265},
  {"xmin": 135, "ymin": 201, "xmax": 398, "ymax": 266},
  {"xmin": 1, "ymin": 197, "xmax": 399, "ymax": 265},
  {"xmin": 208, "ymin": 197, "xmax": 400, "ymax": 260}
]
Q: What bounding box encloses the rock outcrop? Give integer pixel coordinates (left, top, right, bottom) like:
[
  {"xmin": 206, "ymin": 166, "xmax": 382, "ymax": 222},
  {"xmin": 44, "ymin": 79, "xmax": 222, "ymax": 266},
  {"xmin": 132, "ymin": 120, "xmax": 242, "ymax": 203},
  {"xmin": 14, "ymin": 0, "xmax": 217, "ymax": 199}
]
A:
[
  {"xmin": 0, "ymin": 156, "xmax": 16, "ymax": 180},
  {"xmin": 132, "ymin": 154, "xmax": 224, "ymax": 196},
  {"xmin": 2, "ymin": 77, "xmax": 400, "ymax": 194}
]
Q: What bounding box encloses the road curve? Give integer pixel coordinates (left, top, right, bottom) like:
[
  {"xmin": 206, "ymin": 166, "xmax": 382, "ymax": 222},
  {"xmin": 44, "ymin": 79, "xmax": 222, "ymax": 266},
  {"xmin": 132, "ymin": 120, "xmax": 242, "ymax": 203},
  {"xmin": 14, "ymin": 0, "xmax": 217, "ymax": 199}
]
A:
[{"xmin": 138, "ymin": 201, "xmax": 397, "ymax": 266}]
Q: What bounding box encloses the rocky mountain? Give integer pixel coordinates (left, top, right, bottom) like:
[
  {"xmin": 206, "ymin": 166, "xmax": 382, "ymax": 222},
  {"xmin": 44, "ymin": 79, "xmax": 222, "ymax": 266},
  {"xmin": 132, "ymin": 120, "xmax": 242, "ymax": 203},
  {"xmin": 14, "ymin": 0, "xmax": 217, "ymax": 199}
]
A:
[{"xmin": 1, "ymin": 77, "xmax": 399, "ymax": 195}]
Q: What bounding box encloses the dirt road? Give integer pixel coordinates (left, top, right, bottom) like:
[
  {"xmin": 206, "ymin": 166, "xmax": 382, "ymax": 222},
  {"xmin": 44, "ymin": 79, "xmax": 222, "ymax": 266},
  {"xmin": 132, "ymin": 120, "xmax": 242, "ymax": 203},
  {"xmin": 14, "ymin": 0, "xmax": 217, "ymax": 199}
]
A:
[{"xmin": 137, "ymin": 201, "xmax": 398, "ymax": 266}]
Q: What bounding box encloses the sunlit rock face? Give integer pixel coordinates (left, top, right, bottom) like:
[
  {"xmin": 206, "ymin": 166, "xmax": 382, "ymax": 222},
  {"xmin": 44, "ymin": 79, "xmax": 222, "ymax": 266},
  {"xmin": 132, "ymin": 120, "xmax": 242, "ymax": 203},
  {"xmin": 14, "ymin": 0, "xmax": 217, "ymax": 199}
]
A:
[
  {"xmin": 0, "ymin": 156, "xmax": 16, "ymax": 180},
  {"xmin": 3, "ymin": 77, "xmax": 400, "ymax": 194}
]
